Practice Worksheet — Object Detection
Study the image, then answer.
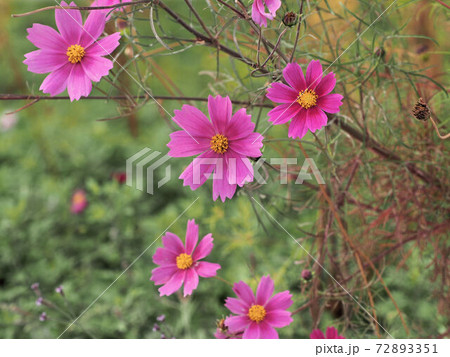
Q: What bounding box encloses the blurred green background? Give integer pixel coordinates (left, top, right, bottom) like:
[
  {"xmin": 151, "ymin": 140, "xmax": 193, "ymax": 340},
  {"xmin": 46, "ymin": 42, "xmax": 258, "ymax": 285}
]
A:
[{"xmin": 0, "ymin": 0, "xmax": 448, "ymax": 338}]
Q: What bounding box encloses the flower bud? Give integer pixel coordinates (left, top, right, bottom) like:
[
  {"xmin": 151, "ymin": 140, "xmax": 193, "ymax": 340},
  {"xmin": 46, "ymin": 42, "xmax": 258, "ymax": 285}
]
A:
[
  {"xmin": 156, "ymin": 314, "xmax": 165, "ymax": 322},
  {"xmin": 283, "ymin": 12, "xmax": 298, "ymax": 27},
  {"xmin": 301, "ymin": 269, "xmax": 313, "ymax": 281}
]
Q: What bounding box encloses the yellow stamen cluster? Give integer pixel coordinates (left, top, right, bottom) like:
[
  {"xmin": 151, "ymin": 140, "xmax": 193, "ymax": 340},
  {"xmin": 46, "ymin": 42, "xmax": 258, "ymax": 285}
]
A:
[
  {"xmin": 247, "ymin": 304, "xmax": 266, "ymax": 323},
  {"xmin": 297, "ymin": 89, "xmax": 318, "ymax": 109},
  {"xmin": 72, "ymin": 192, "xmax": 86, "ymax": 205},
  {"xmin": 210, "ymin": 134, "xmax": 229, "ymax": 154},
  {"xmin": 176, "ymin": 253, "xmax": 193, "ymax": 270},
  {"xmin": 66, "ymin": 44, "xmax": 85, "ymax": 64}
]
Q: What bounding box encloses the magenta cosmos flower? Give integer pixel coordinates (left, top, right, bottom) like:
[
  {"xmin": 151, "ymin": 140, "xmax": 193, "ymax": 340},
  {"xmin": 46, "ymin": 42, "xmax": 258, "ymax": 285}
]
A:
[
  {"xmin": 224, "ymin": 276, "xmax": 293, "ymax": 339},
  {"xmin": 150, "ymin": 219, "xmax": 221, "ymax": 297},
  {"xmin": 266, "ymin": 60, "xmax": 344, "ymax": 139},
  {"xmin": 167, "ymin": 95, "xmax": 263, "ymax": 202},
  {"xmin": 91, "ymin": 0, "xmax": 132, "ymax": 20},
  {"xmin": 252, "ymin": 0, "xmax": 282, "ymax": 27},
  {"xmin": 24, "ymin": 1, "xmax": 121, "ymax": 101},
  {"xmin": 310, "ymin": 326, "xmax": 345, "ymax": 339}
]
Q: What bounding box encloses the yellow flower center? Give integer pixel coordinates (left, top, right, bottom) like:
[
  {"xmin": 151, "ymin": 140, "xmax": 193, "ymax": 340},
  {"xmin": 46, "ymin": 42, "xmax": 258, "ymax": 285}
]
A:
[
  {"xmin": 210, "ymin": 134, "xmax": 229, "ymax": 154},
  {"xmin": 66, "ymin": 45, "xmax": 86, "ymax": 64},
  {"xmin": 247, "ymin": 304, "xmax": 266, "ymax": 323},
  {"xmin": 72, "ymin": 192, "xmax": 85, "ymax": 205},
  {"xmin": 176, "ymin": 253, "xmax": 193, "ymax": 270},
  {"xmin": 297, "ymin": 89, "xmax": 318, "ymax": 109}
]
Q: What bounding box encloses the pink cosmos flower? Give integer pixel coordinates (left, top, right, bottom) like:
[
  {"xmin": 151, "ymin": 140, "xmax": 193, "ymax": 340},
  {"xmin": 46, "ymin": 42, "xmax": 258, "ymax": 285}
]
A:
[
  {"xmin": 310, "ymin": 326, "xmax": 345, "ymax": 339},
  {"xmin": 150, "ymin": 219, "xmax": 221, "ymax": 297},
  {"xmin": 252, "ymin": 0, "xmax": 282, "ymax": 27},
  {"xmin": 266, "ymin": 60, "xmax": 344, "ymax": 139},
  {"xmin": 167, "ymin": 95, "xmax": 263, "ymax": 202},
  {"xmin": 70, "ymin": 189, "xmax": 88, "ymax": 214},
  {"xmin": 224, "ymin": 275, "xmax": 293, "ymax": 339},
  {"xmin": 91, "ymin": 0, "xmax": 132, "ymax": 20},
  {"xmin": 24, "ymin": 1, "xmax": 121, "ymax": 101}
]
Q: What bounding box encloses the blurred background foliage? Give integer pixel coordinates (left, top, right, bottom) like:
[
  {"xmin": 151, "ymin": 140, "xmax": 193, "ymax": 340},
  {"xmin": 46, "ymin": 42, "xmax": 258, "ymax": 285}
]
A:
[{"xmin": 0, "ymin": 0, "xmax": 448, "ymax": 338}]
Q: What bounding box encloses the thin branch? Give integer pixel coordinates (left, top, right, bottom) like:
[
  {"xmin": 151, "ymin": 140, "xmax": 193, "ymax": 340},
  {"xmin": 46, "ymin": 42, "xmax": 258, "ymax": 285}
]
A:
[
  {"xmin": 290, "ymin": 0, "xmax": 305, "ymax": 63},
  {"xmin": 11, "ymin": 0, "xmax": 152, "ymax": 17},
  {"xmin": 0, "ymin": 94, "xmax": 271, "ymax": 107},
  {"xmin": 429, "ymin": 117, "xmax": 450, "ymax": 139}
]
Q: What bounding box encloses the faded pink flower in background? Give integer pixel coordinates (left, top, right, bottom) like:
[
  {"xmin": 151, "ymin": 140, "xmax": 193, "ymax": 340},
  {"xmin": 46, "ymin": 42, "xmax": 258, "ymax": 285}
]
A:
[
  {"xmin": 91, "ymin": 0, "xmax": 132, "ymax": 20},
  {"xmin": 310, "ymin": 326, "xmax": 345, "ymax": 339},
  {"xmin": 266, "ymin": 60, "xmax": 343, "ymax": 139},
  {"xmin": 70, "ymin": 189, "xmax": 88, "ymax": 214},
  {"xmin": 252, "ymin": 0, "xmax": 282, "ymax": 27},
  {"xmin": 150, "ymin": 219, "xmax": 221, "ymax": 297},
  {"xmin": 224, "ymin": 275, "xmax": 293, "ymax": 339},
  {"xmin": 111, "ymin": 171, "xmax": 126, "ymax": 184},
  {"xmin": 24, "ymin": 1, "xmax": 121, "ymax": 101},
  {"xmin": 1, "ymin": 112, "xmax": 19, "ymax": 132},
  {"xmin": 167, "ymin": 95, "xmax": 263, "ymax": 202}
]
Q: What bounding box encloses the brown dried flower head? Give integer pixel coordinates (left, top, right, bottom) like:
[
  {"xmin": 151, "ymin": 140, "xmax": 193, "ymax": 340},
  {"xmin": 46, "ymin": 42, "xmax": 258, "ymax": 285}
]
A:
[{"xmin": 412, "ymin": 98, "xmax": 431, "ymax": 121}]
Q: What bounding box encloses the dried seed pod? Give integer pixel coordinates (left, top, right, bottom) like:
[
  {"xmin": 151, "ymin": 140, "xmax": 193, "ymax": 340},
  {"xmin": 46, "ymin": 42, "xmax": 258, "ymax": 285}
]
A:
[{"xmin": 412, "ymin": 98, "xmax": 431, "ymax": 121}]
